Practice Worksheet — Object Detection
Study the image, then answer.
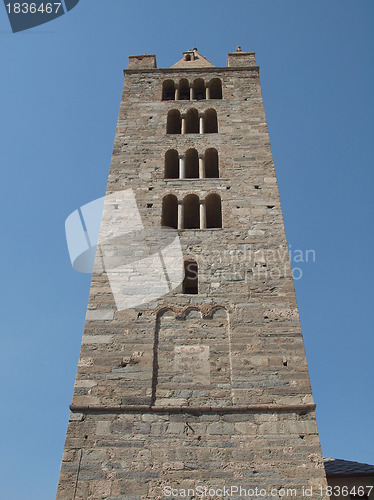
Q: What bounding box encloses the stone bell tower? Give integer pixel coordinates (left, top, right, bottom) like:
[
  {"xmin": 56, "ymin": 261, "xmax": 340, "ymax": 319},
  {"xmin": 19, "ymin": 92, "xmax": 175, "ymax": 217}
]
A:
[{"xmin": 56, "ymin": 48, "xmax": 328, "ymax": 499}]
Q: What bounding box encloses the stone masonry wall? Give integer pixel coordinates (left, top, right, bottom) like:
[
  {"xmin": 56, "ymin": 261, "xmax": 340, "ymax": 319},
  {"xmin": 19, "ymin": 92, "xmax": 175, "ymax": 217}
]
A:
[{"xmin": 57, "ymin": 410, "xmax": 326, "ymax": 500}]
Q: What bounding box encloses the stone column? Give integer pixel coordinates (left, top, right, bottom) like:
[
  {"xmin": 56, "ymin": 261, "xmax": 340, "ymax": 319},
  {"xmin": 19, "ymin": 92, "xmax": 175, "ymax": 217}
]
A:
[
  {"xmin": 199, "ymin": 114, "xmax": 204, "ymax": 134},
  {"xmin": 178, "ymin": 202, "xmax": 184, "ymax": 230},
  {"xmin": 181, "ymin": 115, "xmax": 186, "ymax": 135},
  {"xmin": 206, "ymin": 86, "xmax": 210, "ymax": 100},
  {"xmin": 200, "ymin": 200, "xmax": 206, "ymax": 229},
  {"xmin": 199, "ymin": 155, "xmax": 205, "ymax": 179},
  {"xmin": 179, "ymin": 155, "xmax": 185, "ymax": 179},
  {"xmin": 175, "ymin": 87, "xmax": 179, "ymax": 100},
  {"xmin": 190, "ymin": 86, "xmax": 194, "ymax": 100}
]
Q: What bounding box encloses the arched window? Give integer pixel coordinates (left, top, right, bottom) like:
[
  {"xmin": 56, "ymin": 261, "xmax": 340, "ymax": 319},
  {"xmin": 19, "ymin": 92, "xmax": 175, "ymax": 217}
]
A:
[
  {"xmin": 208, "ymin": 78, "xmax": 222, "ymax": 99},
  {"xmin": 164, "ymin": 150, "xmax": 179, "ymax": 179},
  {"xmin": 179, "ymin": 79, "xmax": 190, "ymax": 100},
  {"xmin": 205, "ymin": 148, "xmax": 219, "ymax": 178},
  {"xmin": 206, "ymin": 194, "xmax": 222, "ymax": 228},
  {"xmin": 186, "ymin": 108, "xmax": 199, "ymax": 134},
  {"xmin": 204, "ymin": 109, "xmax": 218, "ymax": 133},
  {"xmin": 167, "ymin": 110, "xmax": 181, "ymax": 134},
  {"xmin": 185, "ymin": 149, "xmax": 199, "ymax": 178},
  {"xmin": 183, "ymin": 194, "xmax": 199, "ymax": 229},
  {"xmin": 193, "ymin": 78, "xmax": 206, "ymax": 100},
  {"xmin": 162, "ymin": 194, "xmax": 178, "ymax": 229},
  {"xmin": 162, "ymin": 80, "xmax": 175, "ymax": 101},
  {"xmin": 183, "ymin": 260, "xmax": 198, "ymax": 294}
]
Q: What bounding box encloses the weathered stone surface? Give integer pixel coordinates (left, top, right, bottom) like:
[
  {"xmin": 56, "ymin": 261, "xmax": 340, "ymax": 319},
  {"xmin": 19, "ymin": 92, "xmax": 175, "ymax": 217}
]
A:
[{"xmin": 86, "ymin": 309, "xmax": 114, "ymax": 321}]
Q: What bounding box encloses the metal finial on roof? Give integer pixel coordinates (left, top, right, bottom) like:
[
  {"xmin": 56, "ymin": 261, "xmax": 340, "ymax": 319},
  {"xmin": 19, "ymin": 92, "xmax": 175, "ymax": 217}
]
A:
[{"xmin": 236, "ymin": 46, "xmax": 242, "ymax": 52}]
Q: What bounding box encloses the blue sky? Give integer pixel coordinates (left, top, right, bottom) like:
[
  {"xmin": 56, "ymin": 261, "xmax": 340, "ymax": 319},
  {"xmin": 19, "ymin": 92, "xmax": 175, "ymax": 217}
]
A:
[{"xmin": 0, "ymin": 1, "xmax": 373, "ymax": 498}]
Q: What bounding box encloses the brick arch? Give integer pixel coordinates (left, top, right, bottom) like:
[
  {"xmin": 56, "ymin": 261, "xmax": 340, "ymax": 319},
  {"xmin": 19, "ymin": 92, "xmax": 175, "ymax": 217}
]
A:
[
  {"xmin": 181, "ymin": 306, "xmax": 202, "ymax": 319},
  {"xmin": 203, "ymin": 305, "xmax": 229, "ymax": 319},
  {"xmin": 156, "ymin": 307, "xmax": 176, "ymax": 320},
  {"xmin": 180, "ymin": 190, "xmax": 201, "ymax": 198},
  {"xmin": 205, "ymin": 189, "xmax": 222, "ymax": 197},
  {"xmin": 161, "ymin": 189, "xmax": 178, "ymax": 198}
]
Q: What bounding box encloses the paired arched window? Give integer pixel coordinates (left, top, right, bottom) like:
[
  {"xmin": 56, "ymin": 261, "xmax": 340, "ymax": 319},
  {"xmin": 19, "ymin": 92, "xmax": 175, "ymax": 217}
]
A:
[
  {"xmin": 205, "ymin": 148, "xmax": 219, "ymax": 178},
  {"xmin": 179, "ymin": 79, "xmax": 190, "ymax": 100},
  {"xmin": 162, "ymin": 80, "xmax": 175, "ymax": 101},
  {"xmin": 164, "ymin": 148, "xmax": 219, "ymax": 179},
  {"xmin": 186, "ymin": 108, "xmax": 199, "ymax": 134},
  {"xmin": 204, "ymin": 108, "xmax": 218, "ymax": 134},
  {"xmin": 161, "ymin": 194, "xmax": 178, "ymax": 229},
  {"xmin": 184, "ymin": 194, "xmax": 200, "ymax": 229},
  {"xmin": 193, "ymin": 78, "xmax": 206, "ymax": 100},
  {"xmin": 208, "ymin": 78, "xmax": 223, "ymax": 99},
  {"xmin": 161, "ymin": 194, "xmax": 222, "ymax": 230},
  {"xmin": 162, "ymin": 78, "xmax": 222, "ymax": 101},
  {"xmin": 164, "ymin": 149, "xmax": 179, "ymax": 179},
  {"xmin": 185, "ymin": 148, "xmax": 199, "ymax": 178},
  {"xmin": 183, "ymin": 260, "xmax": 198, "ymax": 294},
  {"xmin": 206, "ymin": 193, "xmax": 222, "ymax": 229},
  {"xmin": 166, "ymin": 109, "xmax": 218, "ymax": 134},
  {"xmin": 166, "ymin": 109, "xmax": 181, "ymax": 134}
]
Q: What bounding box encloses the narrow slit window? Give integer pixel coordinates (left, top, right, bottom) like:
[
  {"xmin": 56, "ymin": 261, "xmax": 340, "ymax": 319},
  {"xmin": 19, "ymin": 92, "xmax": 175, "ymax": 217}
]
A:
[{"xmin": 183, "ymin": 260, "xmax": 198, "ymax": 294}]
